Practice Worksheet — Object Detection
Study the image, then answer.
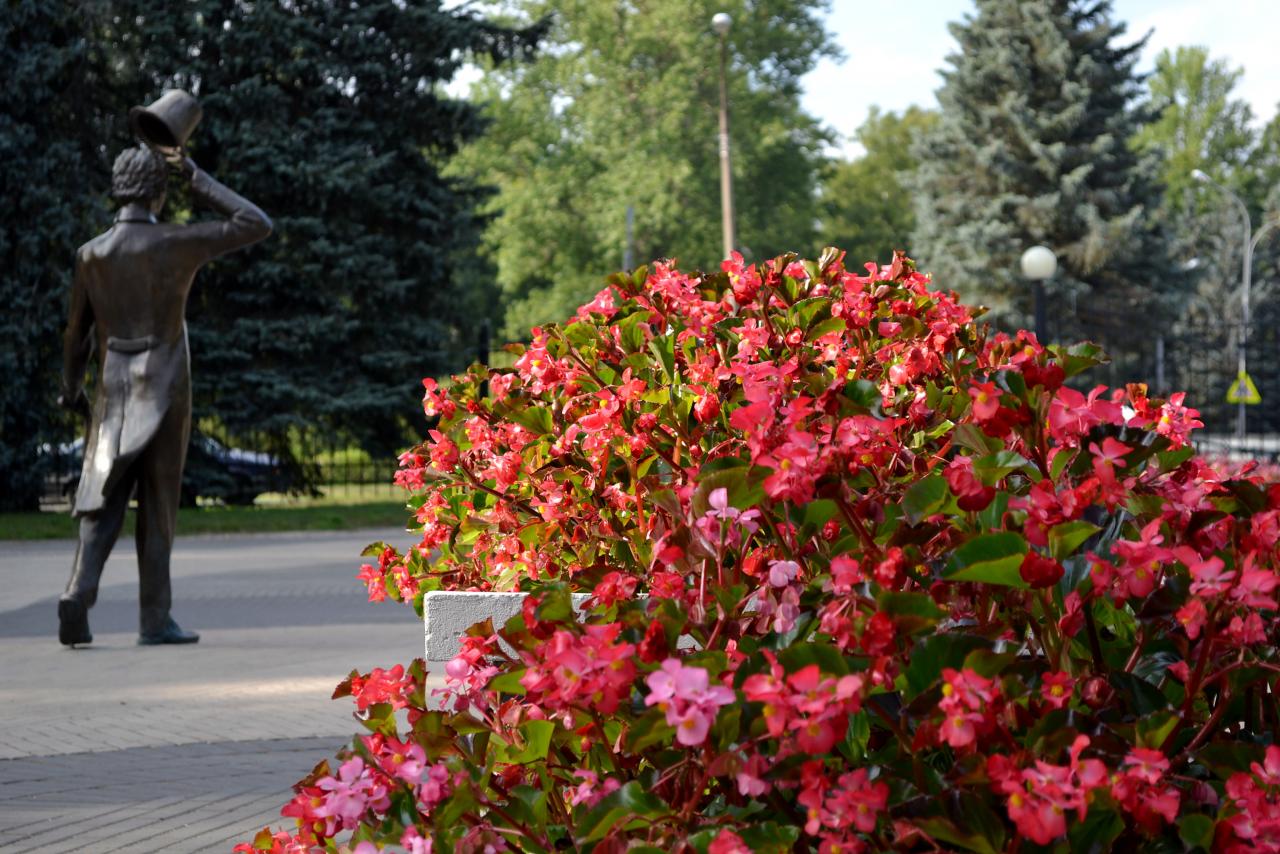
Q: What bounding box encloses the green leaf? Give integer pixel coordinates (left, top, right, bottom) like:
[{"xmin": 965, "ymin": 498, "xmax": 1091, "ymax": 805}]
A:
[
  {"xmin": 876, "ymin": 590, "xmax": 945, "ymax": 635},
  {"xmin": 973, "ymin": 450, "xmax": 1033, "ymax": 483},
  {"xmin": 913, "ymin": 818, "xmax": 1000, "ymax": 854},
  {"xmin": 1178, "ymin": 814, "xmax": 1215, "ymax": 851},
  {"xmin": 953, "ymin": 422, "xmax": 1001, "ymax": 454},
  {"xmin": 1136, "ymin": 710, "xmax": 1180, "ymax": 749},
  {"xmin": 843, "ymin": 378, "xmax": 882, "ymax": 410},
  {"xmin": 903, "ymin": 475, "xmax": 948, "ymax": 525},
  {"xmin": 976, "ymin": 491, "xmax": 1010, "ymax": 530},
  {"xmin": 536, "ymin": 586, "xmax": 576, "ymax": 622},
  {"xmin": 625, "ymin": 708, "xmax": 675, "ymax": 752},
  {"xmin": 1048, "ymin": 520, "xmax": 1100, "ymax": 560},
  {"xmin": 961, "ymin": 648, "xmax": 1018, "ymax": 679},
  {"xmin": 1196, "ymin": 743, "xmax": 1260, "ymax": 779},
  {"xmin": 691, "ymin": 463, "xmax": 765, "ymax": 517},
  {"xmin": 806, "ymin": 316, "xmax": 847, "ymax": 340},
  {"xmin": 1067, "ymin": 806, "xmax": 1124, "ymax": 852},
  {"xmin": 1054, "ymin": 341, "xmax": 1110, "ymax": 378},
  {"xmin": 576, "ymin": 781, "xmax": 669, "ymax": 842},
  {"xmin": 777, "ymin": 642, "xmax": 849, "ymax": 675},
  {"xmin": 842, "ymin": 710, "xmax": 871, "ymax": 762},
  {"xmin": 738, "ymin": 822, "xmax": 801, "ymax": 852},
  {"xmin": 713, "ymin": 701, "xmax": 742, "ymax": 752},
  {"xmin": 790, "ymin": 296, "xmax": 832, "ymax": 330},
  {"xmin": 647, "ymin": 335, "xmax": 676, "ymax": 382},
  {"xmin": 1109, "ymin": 671, "xmax": 1169, "ymax": 716},
  {"xmin": 994, "ymin": 369, "xmax": 1027, "ymax": 399},
  {"xmin": 943, "ymin": 532, "xmax": 1029, "ymax": 588},
  {"xmin": 903, "ymin": 633, "xmax": 991, "ymax": 699},
  {"xmin": 801, "ymin": 499, "xmax": 839, "ymax": 529},
  {"xmin": 491, "ymin": 719, "xmax": 555, "ymax": 765},
  {"xmin": 1057, "ymin": 554, "xmax": 1092, "ymax": 595},
  {"xmin": 616, "ymin": 312, "xmax": 647, "ymax": 353},
  {"xmin": 1157, "ymin": 445, "xmax": 1196, "ymax": 472},
  {"xmin": 486, "ymin": 669, "xmax": 527, "ymax": 695},
  {"xmin": 510, "ymin": 784, "xmax": 549, "ymax": 828},
  {"xmin": 504, "ymin": 404, "xmax": 554, "ymax": 435}
]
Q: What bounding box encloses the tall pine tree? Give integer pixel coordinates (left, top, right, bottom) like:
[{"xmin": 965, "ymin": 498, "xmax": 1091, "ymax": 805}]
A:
[
  {"xmin": 0, "ymin": 1, "xmax": 117, "ymax": 510},
  {"xmin": 909, "ymin": 0, "xmax": 1176, "ymax": 347}
]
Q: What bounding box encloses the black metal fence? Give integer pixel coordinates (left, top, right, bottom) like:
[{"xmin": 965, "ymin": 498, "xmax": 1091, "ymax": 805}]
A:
[{"xmin": 1049, "ymin": 288, "xmax": 1280, "ymax": 462}]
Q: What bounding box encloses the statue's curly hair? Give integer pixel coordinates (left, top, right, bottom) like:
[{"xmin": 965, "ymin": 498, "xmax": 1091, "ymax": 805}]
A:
[{"xmin": 111, "ymin": 146, "xmax": 167, "ymax": 204}]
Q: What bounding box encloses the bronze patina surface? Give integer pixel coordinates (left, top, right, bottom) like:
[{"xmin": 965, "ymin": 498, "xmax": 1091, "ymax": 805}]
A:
[{"xmin": 58, "ymin": 91, "xmax": 272, "ymax": 646}]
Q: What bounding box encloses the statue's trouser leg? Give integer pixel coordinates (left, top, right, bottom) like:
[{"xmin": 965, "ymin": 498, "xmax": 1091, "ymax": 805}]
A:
[
  {"xmin": 63, "ymin": 471, "xmax": 134, "ymax": 608},
  {"xmin": 135, "ymin": 409, "xmax": 189, "ymax": 636}
]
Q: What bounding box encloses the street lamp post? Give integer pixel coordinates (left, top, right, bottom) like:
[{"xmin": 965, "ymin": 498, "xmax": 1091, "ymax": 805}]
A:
[
  {"xmin": 712, "ymin": 12, "xmax": 735, "ymax": 260},
  {"xmin": 1192, "ymin": 169, "xmax": 1256, "ymax": 438},
  {"xmin": 1020, "ymin": 245, "xmax": 1057, "ymax": 343}
]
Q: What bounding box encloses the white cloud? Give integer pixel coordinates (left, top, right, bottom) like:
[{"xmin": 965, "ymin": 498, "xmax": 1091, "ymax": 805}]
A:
[{"xmin": 804, "ymin": 0, "xmax": 1280, "ymax": 161}]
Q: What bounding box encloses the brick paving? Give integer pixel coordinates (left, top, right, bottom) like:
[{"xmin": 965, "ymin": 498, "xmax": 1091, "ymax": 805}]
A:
[{"xmin": 0, "ymin": 528, "xmax": 438, "ymax": 853}]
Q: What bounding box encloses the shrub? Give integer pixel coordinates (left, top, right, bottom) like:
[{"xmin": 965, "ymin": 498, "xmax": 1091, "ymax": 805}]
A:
[{"xmin": 240, "ymin": 250, "xmax": 1280, "ymax": 853}]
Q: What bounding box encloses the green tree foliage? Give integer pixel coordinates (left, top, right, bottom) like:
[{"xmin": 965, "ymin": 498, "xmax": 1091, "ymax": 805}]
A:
[
  {"xmin": 1133, "ymin": 46, "xmax": 1255, "ymax": 207},
  {"xmin": 1109, "ymin": 44, "xmax": 1280, "ymax": 431},
  {"xmin": 817, "ymin": 106, "xmax": 937, "ymax": 269},
  {"xmin": 107, "ymin": 0, "xmax": 543, "ymax": 464},
  {"xmin": 0, "ymin": 1, "xmax": 540, "ymax": 507},
  {"xmin": 454, "ymin": 0, "xmax": 833, "ymax": 340},
  {"xmin": 0, "ymin": 1, "xmax": 116, "ymax": 510},
  {"xmin": 909, "ymin": 0, "xmax": 1175, "ymax": 340}
]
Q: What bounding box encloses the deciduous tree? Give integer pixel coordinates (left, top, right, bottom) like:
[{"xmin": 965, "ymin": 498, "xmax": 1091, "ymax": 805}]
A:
[{"xmin": 454, "ymin": 0, "xmax": 833, "ymax": 340}]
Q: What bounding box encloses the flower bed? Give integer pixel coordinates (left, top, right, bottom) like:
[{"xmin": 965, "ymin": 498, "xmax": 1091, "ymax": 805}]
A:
[{"xmin": 240, "ymin": 250, "xmax": 1280, "ymax": 853}]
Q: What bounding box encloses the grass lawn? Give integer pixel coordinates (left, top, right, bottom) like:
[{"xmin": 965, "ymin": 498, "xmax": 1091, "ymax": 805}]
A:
[{"xmin": 1, "ymin": 492, "xmax": 413, "ymax": 541}]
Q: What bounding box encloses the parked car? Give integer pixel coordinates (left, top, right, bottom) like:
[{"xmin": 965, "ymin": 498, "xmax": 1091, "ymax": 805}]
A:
[{"xmin": 41, "ymin": 433, "xmax": 294, "ymax": 507}]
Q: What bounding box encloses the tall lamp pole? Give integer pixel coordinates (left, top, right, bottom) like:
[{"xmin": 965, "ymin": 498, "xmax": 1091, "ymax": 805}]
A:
[
  {"xmin": 1020, "ymin": 245, "xmax": 1057, "ymax": 343},
  {"xmin": 712, "ymin": 12, "xmax": 735, "ymax": 260},
  {"xmin": 1192, "ymin": 169, "xmax": 1253, "ymax": 439}
]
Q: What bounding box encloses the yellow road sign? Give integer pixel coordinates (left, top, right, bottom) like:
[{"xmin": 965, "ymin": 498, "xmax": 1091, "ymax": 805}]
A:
[{"xmin": 1227, "ymin": 371, "xmax": 1262, "ymax": 405}]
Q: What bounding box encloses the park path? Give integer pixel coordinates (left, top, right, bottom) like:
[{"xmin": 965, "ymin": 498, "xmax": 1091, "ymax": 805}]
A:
[{"xmin": 0, "ymin": 526, "xmax": 436, "ymax": 853}]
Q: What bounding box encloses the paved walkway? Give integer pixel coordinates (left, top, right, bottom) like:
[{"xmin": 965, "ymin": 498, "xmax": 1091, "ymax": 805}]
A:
[{"xmin": 0, "ymin": 526, "xmax": 432, "ymax": 853}]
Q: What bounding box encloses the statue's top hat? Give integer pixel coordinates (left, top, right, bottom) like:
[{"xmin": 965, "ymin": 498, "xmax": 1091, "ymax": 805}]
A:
[{"xmin": 129, "ymin": 89, "xmax": 202, "ymax": 149}]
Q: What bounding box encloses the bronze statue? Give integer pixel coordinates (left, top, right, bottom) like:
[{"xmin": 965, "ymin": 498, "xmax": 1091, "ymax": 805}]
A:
[{"xmin": 57, "ymin": 91, "xmax": 272, "ymax": 646}]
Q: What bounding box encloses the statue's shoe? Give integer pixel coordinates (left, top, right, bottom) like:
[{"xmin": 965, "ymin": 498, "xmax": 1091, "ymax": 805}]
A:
[
  {"xmin": 57, "ymin": 599, "xmax": 93, "ymax": 647},
  {"xmin": 138, "ymin": 618, "xmax": 200, "ymax": 646}
]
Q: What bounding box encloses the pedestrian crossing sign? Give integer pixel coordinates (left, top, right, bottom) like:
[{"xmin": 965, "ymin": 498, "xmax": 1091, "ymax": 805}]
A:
[{"xmin": 1227, "ymin": 371, "xmax": 1262, "ymax": 405}]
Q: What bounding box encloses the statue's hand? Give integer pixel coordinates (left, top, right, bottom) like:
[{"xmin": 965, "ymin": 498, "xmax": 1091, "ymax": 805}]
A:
[
  {"xmin": 58, "ymin": 389, "xmax": 90, "ymax": 418},
  {"xmin": 158, "ymin": 146, "xmax": 196, "ymax": 178}
]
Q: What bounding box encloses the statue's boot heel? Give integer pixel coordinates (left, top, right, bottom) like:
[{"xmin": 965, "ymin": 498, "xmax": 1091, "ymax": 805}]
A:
[{"xmin": 57, "ymin": 599, "xmax": 93, "ymax": 647}]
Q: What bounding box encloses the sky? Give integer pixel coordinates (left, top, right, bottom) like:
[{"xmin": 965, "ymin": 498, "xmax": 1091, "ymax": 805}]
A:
[{"xmin": 807, "ymin": 0, "xmax": 1280, "ymax": 159}]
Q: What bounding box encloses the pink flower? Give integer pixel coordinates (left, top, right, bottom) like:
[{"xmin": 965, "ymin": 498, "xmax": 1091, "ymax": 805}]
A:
[
  {"xmin": 708, "ymin": 830, "xmax": 752, "ymax": 854},
  {"xmin": 736, "ymin": 754, "xmax": 771, "ymax": 796},
  {"xmin": 937, "ymin": 668, "xmax": 997, "ymax": 750},
  {"xmin": 1111, "ymin": 748, "xmax": 1181, "ymax": 834},
  {"xmin": 1040, "ymin": 671, "xmax": 1073, "ymax": 710},
  {"xmin": 828, "ymin": 556, "xmax": 864, "ymax": 593},
  {"xmin": 568, "ymin": 769, "xmax": 621, "ymax": 807},
  {"xmin": 314, "ymin": 757, "xmax": 390, "ymax": 828},
  {"xmin": 356, "ymin": 563, "xmax": 386, "ymax": 603},
  {"xmin": 401, "ymin": 827, "xmax": 434, "ymax": 854},
  {"xmin": 768, "ymin": 559, "xmax": 800, "ymax": 588},
  {"xmin": 758, "ymin": 431, "xmax": 826, "ymax": 504},
  {"xmin": 968, "ymin": 381, "xmax": 1002, "ymax": 421},
  {"xmin": 350, "ymin": 665, "xmax": 409, "ymax": 712},
  {"xmin": 644, "ymin": 658, "xmax": 736, "ymax": 746}
]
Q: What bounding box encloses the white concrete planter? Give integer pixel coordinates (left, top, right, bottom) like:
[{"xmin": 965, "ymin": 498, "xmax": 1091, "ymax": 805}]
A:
[
  {"xmin": 422, "ymin": 591, "xmax": 590, "ymax": 664},
  {"xmin": 422, "ymin": 591, "xmax": 697, "ymax": 665}
]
